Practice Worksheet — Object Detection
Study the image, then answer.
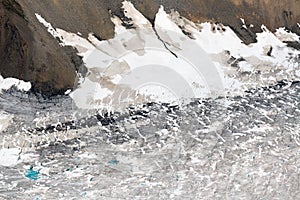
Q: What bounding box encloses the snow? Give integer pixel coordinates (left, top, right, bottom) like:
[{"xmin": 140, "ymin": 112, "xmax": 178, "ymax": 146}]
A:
[
  {"xmin": 275, "ymin": 27, "xmax": 300, "ymax": 42},
  {"xmin": 188, "ymin": 22, "xmax": 244, "ymax": 54},
  {"xmin": 189, "ymin": 22, "xmax": 288, "ymax": 62},
  {"xmin": 64, "ymin": 89, "xmax": 71, "ymax": 95},
  {"xmin": 35, "ymin": 13, "xmax": 64, "ymax": 44},
  {"xmin": 0, "ymin": 148, "xmax": 21, "ymax": 167},
  {"xmin": 182, "ymin": 20, "xmax": 299, "ymax": 71},
  {"xmin": 35, "ymin": 13, "xmax": 97, "ymax": 60},
  {"xmin": 240, "ymin": 18, "xmax": 247, "ymax": 29},
  {"xmin": 35, "ymin": 3, "xmax": 300, "ymax": 112},
  {"xmin": 66, "ymin": 4, "xmax": 224, "ymax": 111},
  {"xmin": 238, "ymin": 61, "xmax": 254, "ymax": 73},
  {"xmin": 240, "ymin": 18, "xmax": 245, "ymax": 25},
  {"xmin": 122, "ymin": 1, "xmax": 151, "ymax": 28},
  {"xmin": 155, "ymin": 6, "xmax": 184, "ymax": 35},
  {"xmin": 69, "ymin": 78, "xmax": 113, "ymax": 110},
  {"xmin": 55, "ymin": 29, "xmax": 96, "ymax": 57},
  {"xmin": 0, "ymin": 75, "xmax": 31, "ymax": 93}
]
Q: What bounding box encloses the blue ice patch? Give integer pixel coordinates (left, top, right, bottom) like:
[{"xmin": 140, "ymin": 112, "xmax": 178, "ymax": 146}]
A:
[
  {"xmin": 108, "ymin": 159, "xmax": 119, "ymax": 165},
  {"xmin": 25, "ymin": 166, "xmax": 40, "ymax": 180}
]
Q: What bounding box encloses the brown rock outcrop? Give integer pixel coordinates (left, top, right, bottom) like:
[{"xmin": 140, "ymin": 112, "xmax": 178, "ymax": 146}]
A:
[{"xmin": 0, "ymin": 0, "xmax": 77, "ymax": 95}]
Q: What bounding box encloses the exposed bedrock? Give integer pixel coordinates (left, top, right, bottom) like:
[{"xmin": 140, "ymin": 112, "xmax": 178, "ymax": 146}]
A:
[
  {"xmin": 0, "ymin": 0, "xmax": 300, "ymax": 95},
  {"xmin": 0, "ymin": 0, "xmax": 77, "ymax": 95}
]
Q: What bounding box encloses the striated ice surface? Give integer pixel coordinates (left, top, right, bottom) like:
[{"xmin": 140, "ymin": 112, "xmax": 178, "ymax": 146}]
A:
[{"xmin": 0, "ymin": 81, "xmax": 299, "ymax": 199}]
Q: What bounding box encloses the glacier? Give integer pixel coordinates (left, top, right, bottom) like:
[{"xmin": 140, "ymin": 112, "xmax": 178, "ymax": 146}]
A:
[{"xmin": 0, "ymin": 1, "xmax": 299, "ymax": 199}]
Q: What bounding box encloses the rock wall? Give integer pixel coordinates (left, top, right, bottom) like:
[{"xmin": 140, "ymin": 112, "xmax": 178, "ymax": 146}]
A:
[
  {"xmin": 0, "ymin": 0, "xmax": 77, "ymax": 95},
  {"xmin": 1, "ymin": 0, "xmax": 300, "ymax": 95}
]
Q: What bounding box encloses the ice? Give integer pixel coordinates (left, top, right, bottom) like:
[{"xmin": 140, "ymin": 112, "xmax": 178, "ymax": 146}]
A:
[{"xmin": 0, "ymin": 80, "xmax": 299, "ymax": 199}]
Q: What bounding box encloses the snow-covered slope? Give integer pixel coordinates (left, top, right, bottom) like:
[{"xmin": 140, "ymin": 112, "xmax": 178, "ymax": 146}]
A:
[{"xmin": 35, "ymin": 1, "xmax": 300, "ymax": 112}]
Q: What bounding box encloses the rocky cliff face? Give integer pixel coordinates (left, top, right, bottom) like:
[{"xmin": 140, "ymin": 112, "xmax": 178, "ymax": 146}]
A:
[
  {"xmin": 1, "ymin": 0, "xmax": 300, "ymax": 95},
  {"xmin": 0, "ymin": 0, "xmax": 77, "ymax": 95}
]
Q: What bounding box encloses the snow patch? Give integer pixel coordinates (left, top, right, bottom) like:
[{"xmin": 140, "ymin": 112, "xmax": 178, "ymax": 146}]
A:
[
  {"xmin": 0, "ymin": 148, "xmax": 21, "ymax": 167},
  {"xmin": 64, "ymin": 89, "xmax": 72, "ymax": 95},
  {"xmin": 35, "ymin": 13, "xmax": 64, "ymax": 43},
  {"xmin": 238, "ymin": 61, "xmax": 254, "ymax": 73},
  {"xmin": 240, "ymin": 18, "xmax": 247, "ymax": 29},
  {"xmin": 0, "ymin": 111, "xmax": 13, "ymax": 132},
  {"xmin": 275, "ymin": 28, "xmax": 300, "ymax": 42},
  {"xmin": 0, "ymin": 75, "xmax": 31, "ymax": 93},
  {"xmin": 155, "ymin": 6, "xmax": 183, "ymax": 35},
  {"xmin": 122, "ymin": 1, "xmax": 151, "ymax": 28},
  {"xmin": 55, "ymin": 29, "xmax": 96, "ymax": 58}
]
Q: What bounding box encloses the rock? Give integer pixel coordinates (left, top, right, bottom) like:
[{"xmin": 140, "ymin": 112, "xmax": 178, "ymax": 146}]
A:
[{"xmin": 0, "ymin": 0, "xmax": 77, "ymax": 96}]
